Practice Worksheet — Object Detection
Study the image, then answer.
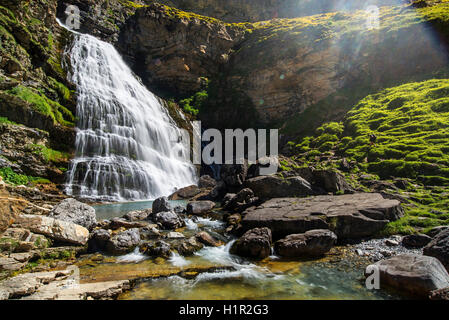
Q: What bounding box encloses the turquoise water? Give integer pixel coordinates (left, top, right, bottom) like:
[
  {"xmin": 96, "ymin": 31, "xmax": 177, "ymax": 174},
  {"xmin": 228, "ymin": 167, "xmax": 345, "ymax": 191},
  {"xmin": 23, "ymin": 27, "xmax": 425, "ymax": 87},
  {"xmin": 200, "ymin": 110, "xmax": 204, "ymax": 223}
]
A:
[{"xmin": 93, "ymin": 200, "xmax": 188, "ymax": 220}]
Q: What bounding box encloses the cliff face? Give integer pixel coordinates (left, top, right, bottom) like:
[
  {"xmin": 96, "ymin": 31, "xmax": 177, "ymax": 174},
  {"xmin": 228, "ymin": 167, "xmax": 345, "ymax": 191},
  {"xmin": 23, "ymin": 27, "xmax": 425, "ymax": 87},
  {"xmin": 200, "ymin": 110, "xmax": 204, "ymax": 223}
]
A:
[{"xmin": 113, "ymin": 2, "xmax": 449, "ymax": 130}]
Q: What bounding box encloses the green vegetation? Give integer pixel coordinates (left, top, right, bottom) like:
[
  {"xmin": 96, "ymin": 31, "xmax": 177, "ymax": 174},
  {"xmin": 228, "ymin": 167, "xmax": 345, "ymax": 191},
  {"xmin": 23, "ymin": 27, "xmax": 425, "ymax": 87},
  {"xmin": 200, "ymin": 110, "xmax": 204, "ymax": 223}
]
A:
[
  {"xmin": 28, "ymin": 144, "xmax": 70, "ymax": 163},
  {"xmin": 0, "ymin": 167, "xmax": 51, "ymax": 186},
  {"xmin": 287, "ymin": 79, "xmax": 449, "ymax": 235},
  {"xmin": 0, "ymin": 117, "xmax": 19, "ymax": 126},
  {"xmin": 7, "ymin": 86, "xmax": 75, "ymax": 127}
]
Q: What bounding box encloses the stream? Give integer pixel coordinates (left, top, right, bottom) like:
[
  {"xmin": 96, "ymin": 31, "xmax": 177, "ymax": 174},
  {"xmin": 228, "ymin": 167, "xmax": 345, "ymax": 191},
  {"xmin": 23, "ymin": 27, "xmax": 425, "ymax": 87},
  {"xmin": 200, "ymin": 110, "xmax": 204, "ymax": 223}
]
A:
[{"xmin": 76, "ymin": 201, "xmax": 401, "ymax": 300}]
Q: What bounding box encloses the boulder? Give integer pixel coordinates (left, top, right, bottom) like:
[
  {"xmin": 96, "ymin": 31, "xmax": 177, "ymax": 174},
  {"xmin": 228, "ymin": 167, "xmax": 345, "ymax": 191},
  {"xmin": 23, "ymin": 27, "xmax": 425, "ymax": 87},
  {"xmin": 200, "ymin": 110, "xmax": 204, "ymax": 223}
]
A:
[
  {"xmin": 274, "ymin": 229, "xmax": 337, "ymax": 257},
  {"xmin": 428, "ymin": 226, "xmax": 449, "ymax": 238},
  {"xmin": 107, "ymin": 217, "xmax": 148, "ymax": 230},
  {"xmin": 195, "ymin": 231, "xmax": 222, "ymax": 247},
  {"xmin": 177, "ymin": 237, "xmax": 204, "ymax": 256},
  {"xmin": 140, "ymin": 225, "xmax": 162, "ymax": 240},
  {"xmin": 402, "ymin": 234, "xmax": 432, "ymax": 248},
  {"xmin": 105, "ymin": 228, "xmax": 141, "ymax": 255},
  {"xmin": 166, "ymin": 231, "xmax": 185, "ymax": 239},
  {"xmin": 199, "ymin": 175, "xmax": 217, "ymax": 189},
  {"xmin": 365, "ymin": 254, "xmax": 449, "ymax": 298},
  {"xmin": 153, "ymin": 211, "xmax": 184, "ymax": 230},
  {"xmin": 148, "ymin": 240, "xmax": 171, "ymax": 258},
  {"xmin": 241, "ymin": 193, "xmax": 403, "ymax": 239},
  {"xmin": 424, "ymin": 229, "xmax": 449, "ymax": 271},
  {"xmin": 186, "ymin": 201, "xmax": 215, "ymax": 216},
  {"xmin": 152, "ymin": 197, "xmax": 171, "ymax": 214},
  {"xmin": 245, "ymin": 175, "xmax": 314, "ymax": 199},
  {"xmin": 168, "ymin": 185, "xmax": 201, "ymax": 200},
  {"xmin": 88, "ymin": 229, "xmax": 111, "ymax": 252},
  {"xmin": 49, "ymin": 198, "xmax": 97, "ymax": 231},
  {"xmin": 123, "ymin": 209, "xmax": 151, "ymax": 221},
  {"xmin": 313, "ymin": 169, "xmax": 353, "ymax": 193},
  {"xmin": 206, "ymin": 181, "xmax": 227, "ymax": 200},
  {"xmin": 222, "ymin": 188, "xmax": 259, "ymax": 213},
  {"xmin": 13, "ymin": 215, "xmax": 89, "ymax": 245},
  {"xmin": 230, "ymin": 227, "xmax": 272, "ymax": 259},
  {"xmin": 220, "ymin": 162, "xmax": 248, "ymax": 188}
]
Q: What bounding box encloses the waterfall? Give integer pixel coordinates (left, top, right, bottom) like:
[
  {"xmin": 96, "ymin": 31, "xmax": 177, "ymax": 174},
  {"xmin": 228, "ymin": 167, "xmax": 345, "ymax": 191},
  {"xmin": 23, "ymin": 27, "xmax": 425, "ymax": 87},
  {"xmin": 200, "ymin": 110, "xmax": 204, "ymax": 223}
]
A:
[{"xmin": 64, "ymin": 32, "xmax": 197, "ymax": 201}]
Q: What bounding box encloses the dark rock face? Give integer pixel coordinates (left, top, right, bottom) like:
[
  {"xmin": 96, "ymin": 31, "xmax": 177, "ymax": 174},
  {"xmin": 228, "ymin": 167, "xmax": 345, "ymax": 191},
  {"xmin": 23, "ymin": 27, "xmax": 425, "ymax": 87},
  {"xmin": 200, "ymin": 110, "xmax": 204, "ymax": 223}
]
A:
[
  {"xmin": 245, "ymin": 175, "xmax": 314, "ymax": 200},
  {"xmin": 275, "ymin": 230, "xmax": 337, "ymax": 257},
  {"xmin": 230, "ymin": 227, "xmax": 272, "ymax": 259},
  {"xmin": 105, "ymin": 228, "xmax": 141, "ymax": 255},
  {"xmin": 148, "ymin": 240, "xmax": 171, "ymax": 258},
  {"xmin": 365, "ymin": 254, "xmax": 449, "ymax": 298},
  {"xmin": 428, "ymin": 226, "xmax": 449, "ymax": 238},
  {"xmin": 195, "ymin": 231, "xmax": 222, "ymax": 247},
  {"xmin": 424, "ymin": 229, "xmax": 449, "ymax": 271},
  {"xmin": 220, "ymin": 163, "xmax": 249, "ymax": 189},
  {"xmin": 186, "ymin": 201, "xmax": 216, "ymax": 215},
  {"xmin": 49, "ymin": 198, "xmax": 97, "ymax": 231},
  {"xmin": 222, "ymin": 188, "xmax": 259, "ymax": 213},
  {"xmin": 177, "ymin": 237, "xmax": 204, "ymax": 256},
  {"xmin": 153, "ymin": 211, "xmax": 184, "ymax": 230},
  {"xmin": 168, "ymin": 185, "xmax": 201, "ymax": 200},
  {"xmin": 152, "ymin": 197, "xmax": 171, "ymax": 214},
  {"xmin": 402, "ymin": 234, "xmax": 432, "ymax": 248},
  {"xmin": 242, "ymin": 193, "xmax": 403, "ymax": 240},
  {"xmin": 199, "ymin": 175, "xmax": 217, "ymax": 189},
  {"xmin": 88, "ymin": 229, "xmax": 111, "ymax": 252}
]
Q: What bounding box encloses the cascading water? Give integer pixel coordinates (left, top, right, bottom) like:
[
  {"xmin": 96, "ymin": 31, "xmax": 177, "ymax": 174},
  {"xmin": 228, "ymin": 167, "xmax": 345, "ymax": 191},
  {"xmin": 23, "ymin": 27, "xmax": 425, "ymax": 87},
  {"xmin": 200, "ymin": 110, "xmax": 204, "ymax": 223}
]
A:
[{"xmin": 64, "ymin": 31, "xmax": 197, "ymax": 201}]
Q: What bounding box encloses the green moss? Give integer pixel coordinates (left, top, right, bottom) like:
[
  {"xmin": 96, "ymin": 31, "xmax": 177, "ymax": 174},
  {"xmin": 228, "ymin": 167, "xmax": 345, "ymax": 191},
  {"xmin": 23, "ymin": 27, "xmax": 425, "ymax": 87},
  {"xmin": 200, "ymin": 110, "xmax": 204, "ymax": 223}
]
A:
[
  {"xmin": 27, "ymin": 144, "xmax": 70, "ymax": 163},
  {"xmin": 0, "ymin": 167, "xmax": 52, "ymax": 186}
]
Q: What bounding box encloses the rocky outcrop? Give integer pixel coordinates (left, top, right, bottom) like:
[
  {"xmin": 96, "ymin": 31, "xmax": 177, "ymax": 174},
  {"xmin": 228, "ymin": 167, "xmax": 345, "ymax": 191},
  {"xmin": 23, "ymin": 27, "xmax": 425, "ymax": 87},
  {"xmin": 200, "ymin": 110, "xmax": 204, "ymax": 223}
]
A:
[
  {"xmin": 186, "ymin": 201, "xmax": 215, "ymax": 215},
  {"xmin": 424, "ymin": 229, "xmax": 449, "ymax": 271},
  {"xmin": 49, "ymin": 198, "xmax": 97, "ymax": 230},
  {"xmin": 274, "ymin": 230, "xmax": 337, "ymax": 258},
  {"xmin": 230, "ymin": 227, "xmax": 272, "ymax": 259},
  {"xmin": 0, "ymin": 182, "xmax": 28, "ymax": 233},
  {"xmin": 241, "ymin": 193, "xmax": 403, "ymax": 239},
  {"xmin": 222, "ymin": 188, "xmax": 259, "ymax": 213},
  {"xmin": 12, "ymin": 214, "xmax": 89, "ymax": 245},
  {"xmin": 123, "ymin": 209, "xmax": 152, "ymax": 221},
  {"xmin": 365, "ymin": 254, "xmax": 449, "ymax": 298},
  {"xmin": 153, "ymin": 211, "xmax": 185, "ymax": 230},
  {"xmin": 152, "ymin": 197, "xmax": 171, "ymax": 214},
  {"xmin": 168, "ymin": 185, "xmax": 201, "ymax": 200},
  {"xmin": 402, "ymin": 234, "xmax": 432, "ymax": 248},
  {"xmin": 244, "ymin": 175, "xmax": 315, "ymax": 199},
  {"xmin": 105, "ymin": 228, "xmax": 141, "ymax": 255}
]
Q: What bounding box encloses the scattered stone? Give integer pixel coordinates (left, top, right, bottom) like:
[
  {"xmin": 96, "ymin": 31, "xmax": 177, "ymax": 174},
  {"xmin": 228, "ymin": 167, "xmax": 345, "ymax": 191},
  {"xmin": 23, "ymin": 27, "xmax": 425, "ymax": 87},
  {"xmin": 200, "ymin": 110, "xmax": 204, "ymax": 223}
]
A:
[
  {"xmin": 177, "ymin": 237, "xmax": 203, "ymax": 256},
  {"xmin": 108, "ymin": 217, "xmax": 148, "ymax": 230},
  {"xmin": 230, "ymin": 227, "xmax": 272, "ymax": 259},
  {"xmin": 105, "ymin": 228, "xmax": 141, "ymax": 255},
  {"xmin": 49, "ymin": 198, "xmax": 97, "ymax": 231},
  {"xmin": 245, "ymin": 175, "xmax": 314, "ymax": 199},
  {"xmin": 186, "ymin": 201, "xmax": 215, "ymax": 216},
  {"xmin": 13, "ymin": 215, "xmax": 89, "ymax": 245},
  {"xmin": 140, "ymin": 226, "xmax": 162, "ymax": 240},
  {"xmin": 430, "ymin": 287, "xmax": 449, "ymax": 300},
  {"xmin": 123, "ymin": 209, "xmax": 151, "ymax": 221},
  {"xmin": 195, "ymin": 231, "xmax": 222, "ymax": 247},
  {"xmin": 365, "ymin": 254, "xmax": 449, "ymax": 298},
  {"xmin": 168, "ymin": 185, "xmax": 201, "ymax": 200},
  {"xmin": 152, "ymin": 197, "xmax": 171, "ymax": 214},
  {"xmin": 402, "ymin": 234, "xmax": 432, "ymax": 248},
  {"xmin": 199, "ymin": 175, "xmax": 217, "ymax": 189},
  {"xmin": 222, "ymin": 188, "xmax": 258, "ymax": 213},
  {"xmin": 153, "ymin": 211, "xmax": 184, "ymax": 230},
  {"xmin": 242, "ymin": 193, "xmax": 403, "ymax": 239},
  {"xmin": 424, "ymin": 229, "xmax": 449, "ymax": 271},
  {"xmin": 274, "ymin": 229, "xmax": 337, "ymax": 257},
  {"xmin": 166, "ymin": 232, "xmax": 185, "ymax": 239}
]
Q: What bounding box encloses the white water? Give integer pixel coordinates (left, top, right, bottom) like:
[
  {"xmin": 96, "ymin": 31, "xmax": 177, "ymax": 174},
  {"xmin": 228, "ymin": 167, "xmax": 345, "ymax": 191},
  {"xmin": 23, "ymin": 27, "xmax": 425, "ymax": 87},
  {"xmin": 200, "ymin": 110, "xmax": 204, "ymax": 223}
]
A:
[
  {"xmin": 63, "ymin": 30, "xmax": 197, "ymax": 201},
  {"xmin": 169, "ymin": 252, "xmax": 191, "ymax": 268},
  {"xmin": 117, "ymin": 247, "xmax": 147, "ymax": 263}
]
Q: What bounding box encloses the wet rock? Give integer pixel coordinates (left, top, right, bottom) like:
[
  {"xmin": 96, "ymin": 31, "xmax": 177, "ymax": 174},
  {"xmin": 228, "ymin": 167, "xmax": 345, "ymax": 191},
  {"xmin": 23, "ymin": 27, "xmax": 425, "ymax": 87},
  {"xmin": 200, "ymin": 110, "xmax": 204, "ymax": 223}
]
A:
[
  {"xmin": 230, "ymin": 228, "xmax": 272, "ymax": 259},
  {"xmin": 195, "ymin": 231, "xmax": 222, "ymax": 247},
  {"xmin": 365, "ymin": 254, "xmax": 449, "ymax": 298},
  {"xmin": 166, "ymin": 232, "xmax": 185, "ymax": 239},
  {"xmin": 177, "ymin": 237, "xmax": 204, "ymax": 256},
  {"xmin": 123, "ymin": 209, "xmax": 151, "ymax": 221},
  {"xmin": 428, "ymin": 226, "xmax": 449, "ymax": 238},
  {"xmin": 153, "ymin": 211, "xmax": 184, "ymax": 230},
  {"xmin": 274, "ymin": 229, "xmax": 337, "ymax": 257},
  {"xmin": 152, "ymin": 197, "xmax": 171, "ymax": 214},
  {"xmin": 13, "ymin": 215, "xmax": 89, "ymax": 245},
  {"xmin": 49, "ymin": 198, "xmax": 97, "ymax": 231},
  {"xmin": 402, "ymin": 234, "xmax": 432, "ymax": 248},
  {"xmin": 140, "ymin": 226, "xmax": 162, "ymax": 240},
  {"xmin": 312, "ymin": 169, "xmax": 353, "ymax": 194},
  {"xmin": 245, "ymin": 175, "xmax": 314, "ymax": 200},
  {"xmin": 424, "ymin": 229, "xmax": 449, "ymax": 271},
  {"xmin": 168, "ymin": 185, "xmax": 201, "ymax": 200},
  {"xmin": 222, "ymin": 188, "xmax": 259, "ymax": 213},
  {"xmin": 148, "ymin": 240, "xmax": 171, "ymax": 258},
  {"xmin": 199, "ymin": 175, "xmax": 217, "ymax": 189},
  {"xmin": 108, "ymin": 217, "xmax": 148, "ymax": 230},
  {"xmin": 242, "ymin": 193, "xmax": 403, "ymax": 239},
  {"xmin": 220, "ymin": 162, "xmax": 248, "ymax": 188},
  {"xmin": 88, "ymin": 229, "xmax": 111, "ymax": 252},
  {"xmin": 206, "ymin": 181, "xmax": 227, "ymax": 200},
  {"xmin": 105, "ymin": 228, "xmax": 141, "ymax": 255},
  {"xmin": 186, "ymin": 201, "xmax": 215, "ymax": 216}
]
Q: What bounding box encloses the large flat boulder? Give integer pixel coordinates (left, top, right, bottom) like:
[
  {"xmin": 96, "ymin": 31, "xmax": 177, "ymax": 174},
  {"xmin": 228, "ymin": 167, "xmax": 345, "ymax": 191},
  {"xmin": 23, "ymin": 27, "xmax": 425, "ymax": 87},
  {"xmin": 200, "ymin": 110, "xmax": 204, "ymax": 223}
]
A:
[
  {"xmin": 365, "ymin": 254, "xmax": 449, "ymax": 298},
  {"xmin": 12, "ymin": 215, "xmax": 89, "ymax": 245},
  {"xmin": 242, "ymin": 193, "xmax": 403, "ymax": 239},
  {"xmin": 274, "ymin": 229, "xmax": 337, "ymax": 257},
  {"xmin": 245, "ymin": 175, "xmax": 314, "ymax": 199},
  {"xmin": 49, "ymin": 198, "xmax": 97, "ymax": 231}
]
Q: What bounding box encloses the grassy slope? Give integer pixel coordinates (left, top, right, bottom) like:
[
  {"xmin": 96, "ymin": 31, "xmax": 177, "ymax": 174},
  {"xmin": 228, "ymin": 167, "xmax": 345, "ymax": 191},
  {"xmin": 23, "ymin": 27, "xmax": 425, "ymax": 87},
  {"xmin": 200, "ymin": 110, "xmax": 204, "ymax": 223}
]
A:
[{"xmin": 285, "ymin": 79, "xmax": 449, "ymax": 235}]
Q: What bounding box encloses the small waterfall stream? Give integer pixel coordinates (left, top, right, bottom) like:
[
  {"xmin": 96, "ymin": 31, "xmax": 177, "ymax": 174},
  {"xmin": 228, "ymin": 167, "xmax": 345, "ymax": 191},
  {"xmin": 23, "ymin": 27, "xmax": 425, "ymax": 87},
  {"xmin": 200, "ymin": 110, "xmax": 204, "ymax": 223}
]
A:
[{"xmin": 64, "ymin": 32, "xmax": 197, "ymax": 201}]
